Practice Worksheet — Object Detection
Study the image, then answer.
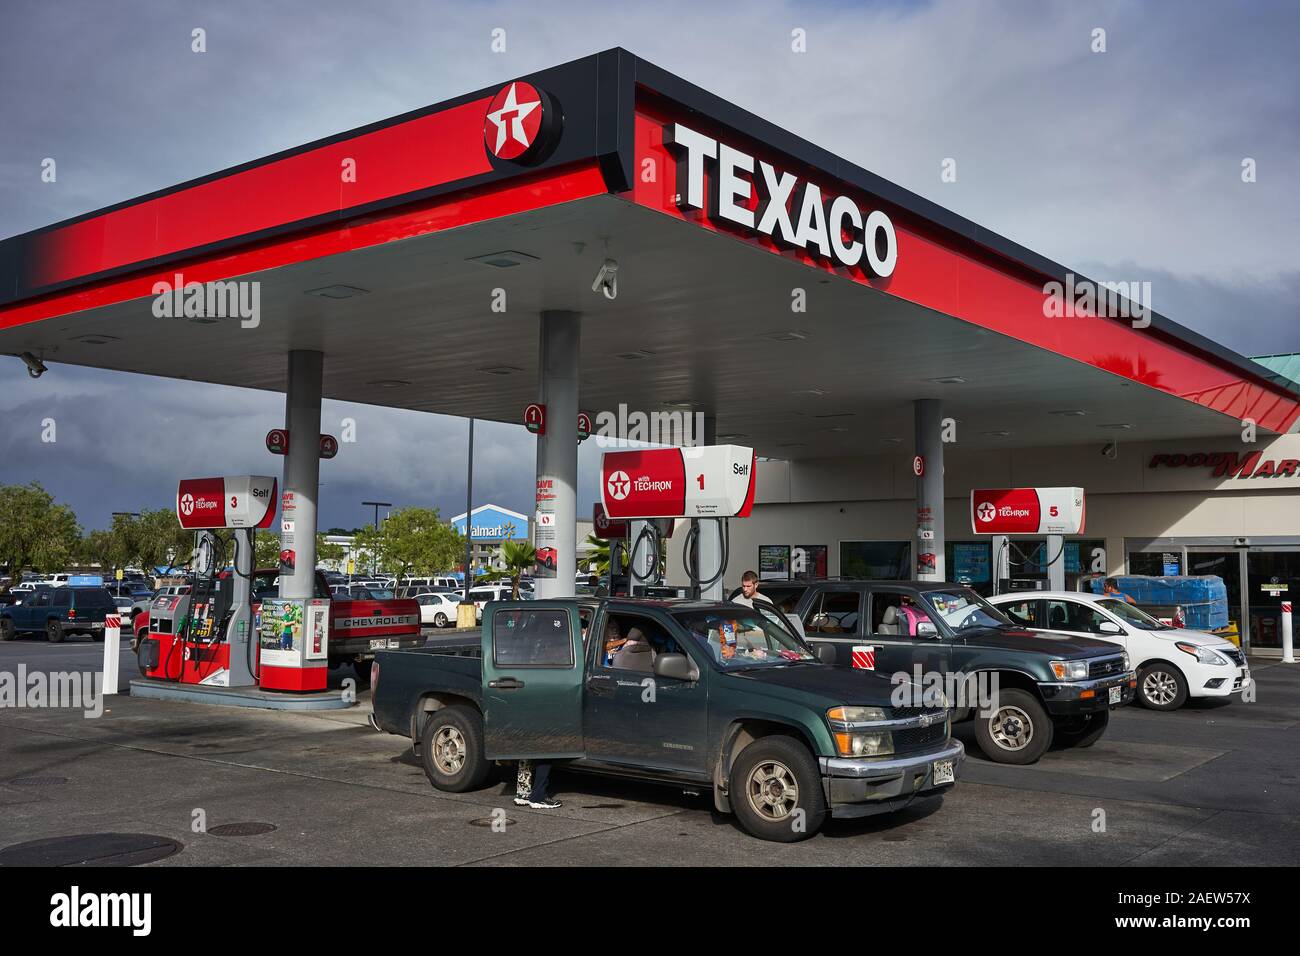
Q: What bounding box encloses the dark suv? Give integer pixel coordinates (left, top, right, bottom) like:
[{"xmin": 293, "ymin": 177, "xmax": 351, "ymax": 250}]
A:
[
  {"xmin": 0, "ymin": 586, "xmax": 117, "ymax": 642},
  {"xmin": 742, "ymin": 579, "xmax": 1136, "ymax": 765}
]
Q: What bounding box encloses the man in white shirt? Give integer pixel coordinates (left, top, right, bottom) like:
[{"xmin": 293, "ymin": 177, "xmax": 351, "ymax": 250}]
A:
[{"xmin": 731, "ymin": 569, "xmax": 766, "ymax": 608}]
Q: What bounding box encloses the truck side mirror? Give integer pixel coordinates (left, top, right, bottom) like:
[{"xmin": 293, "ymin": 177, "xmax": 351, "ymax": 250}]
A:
[
  {"xmin": 653, "ymin": 652, "xmax": 698, "ymax": 682},
  {"xmin": 814, "ymin": 644, "xmax": 837, "ymax": 665},
  {"xmin": 917, "ymin": 621, "xmax": 938, "ymax": 638}
]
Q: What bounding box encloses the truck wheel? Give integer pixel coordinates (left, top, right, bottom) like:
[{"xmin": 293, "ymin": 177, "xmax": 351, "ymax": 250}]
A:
[
  {"xmin": 975, "ymin": 689, "xmax": 1053, "ymax": 764},
  {"xmin": 0, "ymin": 618, "xmax": 14, "ymax": 641},
  {"xmin": 1138, "ymin": 663, "xmax": 1187, "ymax": 711},
  {"xmin": 420, "ymin": 706, "xmax": 491, "ymax": 793},
  {"xmin": 730, "ymin": 736, "xmax": 826, "ymax": 842},
  {"xmin": 1054, "ymin": 708, "xmax": 1109, "ymax": 748},
  {"xmin": 46, "ymin": 620, "xmax": 65, "ymax": 644}
]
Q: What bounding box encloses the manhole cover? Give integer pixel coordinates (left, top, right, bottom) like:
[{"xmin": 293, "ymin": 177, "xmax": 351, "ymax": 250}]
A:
[
  {"xmin": 7, "ymin": 776, "xmax": 67, "ymax": 787},
  {"xmin": 0, "ymin": 833, "xmax": 181, "ymax": 867},
  {"xmin": 468, "ymin": 816, "xmax": 516, "ymax": 827},
  {"xmin": 208, "ymin": 822, "xmax": 277, "ymax": 837}
]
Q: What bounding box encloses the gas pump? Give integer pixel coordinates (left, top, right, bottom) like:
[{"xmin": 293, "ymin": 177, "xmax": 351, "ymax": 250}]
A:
[
  {"xmin": 601, "ymin": 445, "xmax": 756, "ymax": 597},
  {"xmin": 139, "ymin": 476, "xmax": 276, "ymax": 688}
]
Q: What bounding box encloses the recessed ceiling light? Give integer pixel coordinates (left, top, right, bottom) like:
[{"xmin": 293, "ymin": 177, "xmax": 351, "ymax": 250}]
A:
[
  {"xmin": 188, "ymin": 317, "xmax": 221, "ymax": 325},
  {"xmin": 813, "ymin": 412, "xmax": 854, "ymax": 419},
  {"xmin": 927, "ymin": 376, "xmax": 966, "ymax": 385},
  {"xmin": 1050, "ymin": 409, "xmax": 1088, "ymax": 417},
  {"xmin": 881, "ymin": 437, "xmax": 903, "ymax": 444},
  {"xmin": 982, "ymin": 430, "xmax": 1012, "ymax": 438},
  {"xmin": 367, "ymin": 379, "xmax": 411, "ymax": 388},
  {"xmin": 777, "ymin": 442, "xmax": 807, "ymax": 448},
  {"xmin": 1098, "ymin": 422, "xmax": 1134, "ymax": 429},
  {"xmin": 826, "ymin": 426, "xmax": 850, "ymax": 433},
  {"xmin": 716, "ymin": 433, "xmax": 747, "ymax": 441},
  {"xmin": 305, "ymin": 284, "xmax": 369, "ymax": 299},
  {"xmin": 70, "ymin": 334, "xmax": 120, "ymax": 344},
  {"xmin": 466, "ymin": 251, "xmax": 539, "ymax": 268},
  {"xmin": 478, "ymin": 365, "xmax": 523, "ymax": 376},
  {"xmin": 617, "ymin": 350, "xmax": 656, "ymax": 361},
  {"xmin": 792, "ymin": 387, "xmax": 827, "ymax": 397},
  {"xmin": 763, "ymin": 330, "xmax": 809, "ymax": 342},
  {"xmin": 662, "ymin": 400, "xmax": 699, "ymax": 409}
]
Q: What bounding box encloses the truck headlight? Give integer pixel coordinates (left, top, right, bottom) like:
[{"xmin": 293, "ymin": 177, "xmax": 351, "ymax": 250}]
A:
[
  {"xmin": 834, "ymin": 732, "xmax": 894, "ymax": 757},
  {"xmin": 1049, "ymin": 659, "xmax": 1089, "ymax": 681},
  {"xmin": 1176, "ymin": 642, "xmax": 1228, "ymax": 665},
  {"xmin": 826, "ymin": 706, "xmax": 888, "ymax": 723}
]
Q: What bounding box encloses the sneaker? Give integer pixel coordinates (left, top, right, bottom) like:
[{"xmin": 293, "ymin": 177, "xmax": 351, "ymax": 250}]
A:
[
  {"xmin": 513, "ymin": 797, "xmax": 530, "ymax": 807},
  {"xmin": 523, "ymin": 796, "xmax": 562, "ymax": 809}
]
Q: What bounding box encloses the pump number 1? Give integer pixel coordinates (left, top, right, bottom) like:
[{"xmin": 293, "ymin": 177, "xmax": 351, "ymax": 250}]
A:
[{"xmin": 696, "ymin": 474, "xmax": 704, "ymax": 490}]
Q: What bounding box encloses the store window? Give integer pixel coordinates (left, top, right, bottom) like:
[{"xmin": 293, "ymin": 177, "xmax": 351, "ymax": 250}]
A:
[
  {"xmin": 1247, "ymin": 551, "xmax": 1300, "ymax": 650},
  {"xmin": 840, "ymin": 541, "xmax": 910, "ymax": 580}
]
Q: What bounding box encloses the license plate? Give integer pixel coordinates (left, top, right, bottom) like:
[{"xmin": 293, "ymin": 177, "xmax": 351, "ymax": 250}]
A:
[
  {"xmin": 932, "ymin": 759, "xmax": 955, "ymax": 786},
  {"xmin": 369, "ymin": 638, "xmax": 387, "ymax": 650},
  {"xmin": 1109, "ymin": 686, "xmax": 1122, "ymax": 705},
  {"xmin": 91, "ymin": 622, "xmax": 104, "ymax": 629}
]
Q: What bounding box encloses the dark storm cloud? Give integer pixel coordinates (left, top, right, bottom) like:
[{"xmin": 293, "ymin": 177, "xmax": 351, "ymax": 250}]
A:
[{"xmin": 1, "ymin": 0, "xmax": 1297, "ymax": 528}]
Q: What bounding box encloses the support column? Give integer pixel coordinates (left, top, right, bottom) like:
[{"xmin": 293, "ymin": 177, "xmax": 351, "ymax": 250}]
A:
[
  {"xmin": 914, "ymin": 399, "xmax": 946, "ymax": 582},
  {"xmin": 991, "ymin": 535, "xmax": 1011, "ymax": 595},
  {"xmin": 694, "ymin": 416, "xmax": 724, "ymax": 599},
  {"xmin": 534, "ymin": 311, "xmax": 579, "ymax": 600},
  {"xmin": 280, "ymin": 350, "xmax": 323, "ymax": 600},
  {"xmin": 1046, "ymin": 534, "xmax": 1066, "ymax": 590}
]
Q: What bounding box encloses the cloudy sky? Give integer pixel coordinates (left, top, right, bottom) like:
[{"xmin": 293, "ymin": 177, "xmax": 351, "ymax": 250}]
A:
[{"xmin": 2, "ymin": 0, "xmax": 1297, "ymax": 531}]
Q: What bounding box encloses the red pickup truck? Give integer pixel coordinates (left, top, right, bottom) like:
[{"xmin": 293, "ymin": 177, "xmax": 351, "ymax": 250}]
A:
[{"xmin": 133, "ymin": 569, "xmax": 421, "ymax": 681}]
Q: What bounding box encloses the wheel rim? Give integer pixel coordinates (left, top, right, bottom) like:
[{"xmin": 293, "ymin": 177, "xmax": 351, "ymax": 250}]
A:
[
  {"xmin": 47, "ymin": 622, "xmax": 58, "ymax": 640},
  {"xmin": 989, "ymin": 705, "xmax": 1034, "ymax": 751},
  {"xmin": 745, "ymin": 759, "xmax": 800, "ymax": 821},
  {"xmin": 1143, "ymin": 671, "xmax": 1178, "ymax": 705},
  {"xmin": 435, "ymin": 614, "xmax": 446, "ymax": 626},
  {"xmin": 432, "ymin": 726, "xmax": 466, "ymax": 775}
]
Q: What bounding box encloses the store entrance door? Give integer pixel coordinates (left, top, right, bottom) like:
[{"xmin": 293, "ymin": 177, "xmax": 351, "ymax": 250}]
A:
[
  {"xmin": 1246, "ymin": 550, "xmax": 1300, "ymax": 652},
  {"xmin": 1186, "ymin": 550, "xmax": 1246, "ymax": 647}
]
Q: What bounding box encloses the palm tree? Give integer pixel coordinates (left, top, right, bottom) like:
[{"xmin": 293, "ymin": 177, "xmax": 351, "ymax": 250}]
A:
[
  {"xmin": 487, "ymin": 539, "xmax": 537, "ymax": 599},
  {"xmin": 585, "ymin": 534, "xmax": 628, "ymax": 577}
]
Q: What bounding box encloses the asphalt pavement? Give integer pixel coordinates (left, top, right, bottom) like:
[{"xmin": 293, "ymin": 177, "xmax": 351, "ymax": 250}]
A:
[{"xmin": 0, "ymin": 634, "xmax": 1296, "ymax": 866}]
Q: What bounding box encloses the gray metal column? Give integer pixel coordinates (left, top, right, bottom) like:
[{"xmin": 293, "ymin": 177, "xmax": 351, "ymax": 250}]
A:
[
  {"xmin": 991, "ymin": 535, "xmax": 1011, "ymax": 594},
  {"xmin": 1047, "ymin": 534, "xmax": 1067, "ymax": 590},
  {"xmin": 695, "ymin": 416, "xmax": 724, "ymax": 599},
  {"xmin": 226, "ymin": 528, "xmax": 256, "ymax": 685},
  {"xmin": 914, "ymin": 399, "xmax": 945, "ymax": 582},
  {"xmin": 279, "ymin": 350, "xmax": 323, "ymax": 600},
  {"xmin": 534, "ymin": 311, "xmax": 579, "ymax": 600}
]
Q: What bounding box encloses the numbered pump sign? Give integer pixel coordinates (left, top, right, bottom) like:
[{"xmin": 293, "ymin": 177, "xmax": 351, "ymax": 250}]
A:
[
  {"xmin": 176, "ymin": 476, "xmax": 278, "ymax": 530},
  {"xmin": 601, "ymin": 445, "xmax": 757, "ymax": 520},
  {"xmin": 970, "ymin": 487, "xmax": 1086, "ymax": 535}
]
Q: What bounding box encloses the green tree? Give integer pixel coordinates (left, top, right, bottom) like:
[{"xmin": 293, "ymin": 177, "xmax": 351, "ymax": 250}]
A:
[
  {"xmin": 484, "ymin": 539, "xmax": 537, "ymax": 598},
  {"xmin": 352, "ymin": 508, "xmax": 462, "ymax": 584},
  {"xmin": 79, "ymin": 528, "xmax": 122, "ymax": 574},
  {"xmin": 584, "ymin": 534, "xmax": 628, "ymax": 577},
  {"xmin": 0, "ymin": 482, "xmax": 81, "ymax": 576}
]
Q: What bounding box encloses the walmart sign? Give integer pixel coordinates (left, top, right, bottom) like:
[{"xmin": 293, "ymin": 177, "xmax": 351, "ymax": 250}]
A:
[{"xmin": 450, "ymin": 504, "xmax": 529, "ymax": 541}]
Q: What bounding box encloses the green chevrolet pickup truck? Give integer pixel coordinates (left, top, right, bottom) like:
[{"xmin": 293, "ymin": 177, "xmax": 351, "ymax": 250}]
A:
[{"xmin": 371, "ymin": 597, "xmax": 963, "ymax": 842}]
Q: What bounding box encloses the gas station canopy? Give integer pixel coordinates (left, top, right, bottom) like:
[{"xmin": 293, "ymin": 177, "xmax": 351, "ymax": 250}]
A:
[{"xmin": 3, "ymin": 48, "xmax": 1297, "ymax": 457}]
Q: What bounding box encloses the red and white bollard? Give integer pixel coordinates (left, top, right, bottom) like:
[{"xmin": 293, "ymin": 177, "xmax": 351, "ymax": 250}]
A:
[
  {"xmin": 1282, "ymin": 602, "xmax": 1295, "ymax": 664},
  {"xmin": 102, "ymin": 615, "xmax": 121, "ymax": 695}
]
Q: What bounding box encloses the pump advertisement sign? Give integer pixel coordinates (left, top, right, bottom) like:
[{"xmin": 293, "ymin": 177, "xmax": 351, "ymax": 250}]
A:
[
  {"xmin": 970, "ymin": 487, "xmax": 1085, "ymax": 535},
  {"xmin": 177, "ymin": 476, "xmax": 277, "ymax": 530},
  {"xmin": 601, "ymin": 445, "xmax": 757, "ymax": 520}
]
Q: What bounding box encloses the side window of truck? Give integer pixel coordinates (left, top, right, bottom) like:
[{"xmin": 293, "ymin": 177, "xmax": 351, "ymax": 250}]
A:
[
  {"xmin": 803, "ymin": 590, "xmax": 861, "ymax": 634},
  {"xmin": 492, "ymin": 608, "xmax": 574, "ymax": 667}
]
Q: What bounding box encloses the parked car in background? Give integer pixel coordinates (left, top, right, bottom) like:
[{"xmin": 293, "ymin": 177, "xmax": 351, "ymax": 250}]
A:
[
  {"xmin": 465, "ymin": 584, "xmax": 532, "ymax": 621},
  {"xmin": 988, "ymin": 591, "xmax": 1251, "ymax": 711},
  {"xmin": 1, "ymin": 586, "xmax": 116, "ymax": 642},
  {"xmin": 415, "ymin": 591, "xmax": 460, "ymax": 627}
]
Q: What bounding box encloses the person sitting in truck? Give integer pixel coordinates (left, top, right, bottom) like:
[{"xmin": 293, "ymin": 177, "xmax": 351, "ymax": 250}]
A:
[
  {"xmin": 611, "ymin": 626, "xmax": 656, "ymax": 672},
  {"xmin": 603, "ymin": 617, "xmax": 627, "ymax": 665}
]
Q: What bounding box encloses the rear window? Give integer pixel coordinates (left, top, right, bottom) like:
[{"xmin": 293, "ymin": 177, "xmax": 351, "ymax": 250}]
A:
[
  {"xmin": 71, "ymin": 587, "xmax": 115, "ymax": 609},
  {"xmin": 492, "ymin": 608, "xmax": 573, "ymax": 667}
]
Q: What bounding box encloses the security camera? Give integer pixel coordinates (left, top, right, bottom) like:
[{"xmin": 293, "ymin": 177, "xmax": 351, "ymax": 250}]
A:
[
  {"xmin": 591, "ymin": 258, "xmax": 618, "ymax": 300},
  {"xmin": 18, "ymin": 352, "xmax": 47, "ymax": 379},
  {"xmin": 1101, "ymin": 441, "xmax": 1118, "ymax": 461}
]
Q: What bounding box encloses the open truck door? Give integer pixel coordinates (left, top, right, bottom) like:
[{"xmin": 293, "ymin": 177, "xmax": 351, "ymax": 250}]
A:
[{"xmin": 482, "ymin": 602, "xmax": 585, "ymax": 759}]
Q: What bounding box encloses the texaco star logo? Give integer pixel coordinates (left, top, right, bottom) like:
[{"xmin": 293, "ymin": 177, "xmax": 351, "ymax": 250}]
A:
[
  {"xmin": 607, "ymin": 471, "xmax": 631, "ymax": 501},
  {"xmin": 483, "ymin": 81, "xmax": 559, "ymax": 164},
  {"xmin": 180, "ymin": 493, "xmax": 195, "ymax": 516},
  {"xmin": 976, "ymin": 501, "xmax": 996, "ymax": 523}
]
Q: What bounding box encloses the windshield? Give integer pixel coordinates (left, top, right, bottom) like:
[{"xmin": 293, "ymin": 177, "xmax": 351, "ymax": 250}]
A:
[
  {"xmin": 921, "ymin": 589, "xmax": 1014, "ymax": 633},
  {"xmin": 673, "ymin": 608, "xmax": 816, "ymax": 669},
  {"xmin": 1097, "ymin": 598, "xmax": 1167, "ymax": 630}
]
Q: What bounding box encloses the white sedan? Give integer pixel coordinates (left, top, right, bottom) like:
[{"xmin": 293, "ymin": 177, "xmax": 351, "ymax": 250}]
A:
[
  {"xmin": 415, "ymin": 592, "xmax": 460, "ymax": 628},
  {"xmin": 989, "ymin": 590, "xmax": 1250, "ymax": 711}
]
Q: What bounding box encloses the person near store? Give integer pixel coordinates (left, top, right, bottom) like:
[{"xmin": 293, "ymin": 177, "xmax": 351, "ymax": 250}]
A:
[
  {"xmin": 731, "ymin": 570, "xmax": 766, "ymax": 608},
  {"xmin": 1103, "ymin": 578, "xmax": 1137, "ymax": 605}
]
